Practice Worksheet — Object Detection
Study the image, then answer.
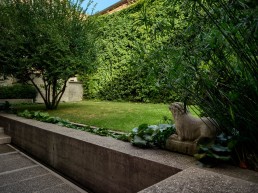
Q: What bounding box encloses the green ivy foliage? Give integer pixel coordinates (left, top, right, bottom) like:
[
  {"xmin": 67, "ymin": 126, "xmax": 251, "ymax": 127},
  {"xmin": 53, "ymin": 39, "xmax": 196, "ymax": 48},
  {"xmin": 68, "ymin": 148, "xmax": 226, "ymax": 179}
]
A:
[{"xmin": 81, "ymin": 0, "xmax": 179, "ymax": 103}]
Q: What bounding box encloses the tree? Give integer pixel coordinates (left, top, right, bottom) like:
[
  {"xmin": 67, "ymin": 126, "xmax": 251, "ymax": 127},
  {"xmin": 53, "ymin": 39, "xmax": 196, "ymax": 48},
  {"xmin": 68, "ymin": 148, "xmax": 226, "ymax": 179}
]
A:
[{"xmin": 0, "ymin": 0, "xmax": 97, "ymax": 109}]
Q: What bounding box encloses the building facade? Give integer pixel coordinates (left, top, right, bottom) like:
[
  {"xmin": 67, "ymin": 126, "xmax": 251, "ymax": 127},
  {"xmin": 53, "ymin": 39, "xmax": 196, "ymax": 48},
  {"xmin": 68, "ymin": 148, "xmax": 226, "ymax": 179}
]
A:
[{"xmin": 98, "ymin": 0, "xmax": 137, "ymax": 15}]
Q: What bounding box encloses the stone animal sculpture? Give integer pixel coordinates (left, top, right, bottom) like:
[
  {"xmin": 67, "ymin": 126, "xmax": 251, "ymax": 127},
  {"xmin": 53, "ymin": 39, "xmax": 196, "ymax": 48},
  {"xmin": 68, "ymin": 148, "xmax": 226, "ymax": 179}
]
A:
[{"xmin": 169, "ymin": 102, "xmax": 217, "ymax": 143}]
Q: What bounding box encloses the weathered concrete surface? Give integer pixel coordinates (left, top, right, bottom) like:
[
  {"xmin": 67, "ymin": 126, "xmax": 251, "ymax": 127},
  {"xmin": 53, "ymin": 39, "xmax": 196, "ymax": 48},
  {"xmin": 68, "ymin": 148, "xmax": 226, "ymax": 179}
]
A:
[
  {"xmin": 34, "ymin": 78, "xmax": 83, "ymax": 103},
  {"xmin": 166, "ymin": 136, "xmax": 197, "ymax": 155},
  {"xmin": 0, "ymin": 113, "xmax": 258, "ymax": 193},
  {"xmin": 0, "ymin": 126, "xmax": 11, "ymax": 145},
  {"xmin": 0, "ymin": 144, "xmax": 15, "ymax": 154},
  {"xmin": 0, "ymin": 144, "xmax": 87, "ymax": 193},
  {"xmin": 139, "ymin": 167, "xmax": 258, "ymax": 193},
  {"xmin": 0, "ymin": 134, "xmax": 11, "ymax": 145},
  {"xmin": 0, "ymin": 114, "xmax": 182, "ymax": 193}
]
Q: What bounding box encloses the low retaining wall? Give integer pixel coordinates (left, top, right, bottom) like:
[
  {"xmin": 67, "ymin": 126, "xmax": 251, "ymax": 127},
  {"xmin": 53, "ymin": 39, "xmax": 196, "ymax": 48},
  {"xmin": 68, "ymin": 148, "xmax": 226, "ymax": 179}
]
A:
[
  {"xmin": 1, "ymin": 114, "xmax": 258, "ymax": 193},
  {"xmin": 0, "ymin": 99, "xmax": 33, "ymax": 103},
  {"xmin": 0, "ymin": 114, "xmax": 181, "ymax": 193}
]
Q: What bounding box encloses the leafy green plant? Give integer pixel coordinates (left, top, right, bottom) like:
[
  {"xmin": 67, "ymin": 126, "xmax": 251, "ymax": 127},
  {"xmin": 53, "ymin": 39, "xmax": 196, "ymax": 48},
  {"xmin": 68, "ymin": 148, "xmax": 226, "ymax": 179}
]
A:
[
  {"xmin": 17, "ymin": 110, "xmax": 130, "ymax": 141},
  {"xmin": 194, "ymin": 133, "xmax": 234, "ymax": 167},
  {"xmin": 130, "ymin": 123, "xmax": 175, "ymax": 148}
]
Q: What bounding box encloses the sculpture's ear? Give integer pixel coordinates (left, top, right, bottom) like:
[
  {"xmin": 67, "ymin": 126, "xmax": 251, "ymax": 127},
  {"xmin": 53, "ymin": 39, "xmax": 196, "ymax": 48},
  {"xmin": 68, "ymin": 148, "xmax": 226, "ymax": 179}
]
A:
[
  {"xmin": 170, "ymin": 102, "xmax": 177, "ymax": 110},
  {"xmin": 175, "ymin": 102, "xmax": 184, "ymax": 114}
]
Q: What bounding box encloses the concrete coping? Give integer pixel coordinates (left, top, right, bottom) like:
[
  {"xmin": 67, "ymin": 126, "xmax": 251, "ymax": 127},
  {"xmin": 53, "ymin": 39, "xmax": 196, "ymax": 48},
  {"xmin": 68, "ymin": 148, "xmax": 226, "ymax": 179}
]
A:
[{"xmin": 139, "ymin": 167, "xmax": 258, "ymax": 193}]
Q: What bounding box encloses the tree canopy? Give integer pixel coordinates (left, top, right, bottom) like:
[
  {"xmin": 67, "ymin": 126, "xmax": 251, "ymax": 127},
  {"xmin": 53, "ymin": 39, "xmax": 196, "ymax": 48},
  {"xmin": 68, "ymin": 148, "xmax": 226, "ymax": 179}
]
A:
[{"xmin": 0, "ymin": 0, "xmax": 97, "ymax": 109}]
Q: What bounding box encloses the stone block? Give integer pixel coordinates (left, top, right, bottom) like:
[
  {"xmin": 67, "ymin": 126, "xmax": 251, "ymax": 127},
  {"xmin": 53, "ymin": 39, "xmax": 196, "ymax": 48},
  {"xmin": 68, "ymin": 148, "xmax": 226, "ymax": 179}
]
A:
[
  {"xmin": 0, "ymin": 114, "xmax": 180, "ymax": 193},
  {"xmin": 166, "ymin": 136, "xmax": 197, "ymax": 155}
]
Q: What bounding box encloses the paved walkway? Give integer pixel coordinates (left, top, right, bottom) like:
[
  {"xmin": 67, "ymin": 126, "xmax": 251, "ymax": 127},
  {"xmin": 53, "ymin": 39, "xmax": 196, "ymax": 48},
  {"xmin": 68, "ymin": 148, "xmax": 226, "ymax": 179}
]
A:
[{"xmin": 0, "ymin": 144, "xmax": 88, "ymax": 193}]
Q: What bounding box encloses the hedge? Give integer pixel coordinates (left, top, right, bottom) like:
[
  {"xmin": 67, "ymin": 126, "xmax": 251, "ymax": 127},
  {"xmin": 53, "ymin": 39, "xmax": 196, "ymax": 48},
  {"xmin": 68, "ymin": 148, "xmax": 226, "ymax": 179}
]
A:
[{"xmin": 0, "ymin": 84, "xmax": 37, "ymax": 99}]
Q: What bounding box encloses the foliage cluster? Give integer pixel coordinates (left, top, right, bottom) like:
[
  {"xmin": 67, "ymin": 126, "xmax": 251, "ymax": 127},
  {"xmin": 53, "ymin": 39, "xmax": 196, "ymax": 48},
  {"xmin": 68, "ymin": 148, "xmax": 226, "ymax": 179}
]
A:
[
  {"xmin": 194, "ymin": 133, "xmax": 234, "ymax": 167},
  {"xmin": 168, "ymin": 0, "xmax": 257, "ymax": 170},
  {"xmin": 81, "ymin": 0, "xmax": 179, "ymax": 103},
  {"xmin": 0, "ymin": 84, "xmax": 37, "ymax": 99},
  {"xmin": 130, "ymin": 123, "xmax": 175, "ymax": 148},
  {"xmin": 17, "ymin": 110, "xmax": 130, "ymax": 141}
]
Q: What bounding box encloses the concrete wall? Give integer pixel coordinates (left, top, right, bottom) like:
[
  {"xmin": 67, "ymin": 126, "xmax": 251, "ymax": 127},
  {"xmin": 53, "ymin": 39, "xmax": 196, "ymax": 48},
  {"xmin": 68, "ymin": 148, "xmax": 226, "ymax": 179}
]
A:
[
  {"xmin": 0, "ymin": 77, "xmax": 15, "ymax": 86},
  {"xmin": 33, "ymin": 77, "xmax": 83, "ymax": 103},
  {"xmin": 0, "ymin": 76, "xmax": 83, "ymax": 103},
  {"xmin": 98, "ymin": 0, "xmax": 135, "ymax": 15},
  {"xmin": 0, "ymin": 114, "xmax": 180, "ymax": 193}
]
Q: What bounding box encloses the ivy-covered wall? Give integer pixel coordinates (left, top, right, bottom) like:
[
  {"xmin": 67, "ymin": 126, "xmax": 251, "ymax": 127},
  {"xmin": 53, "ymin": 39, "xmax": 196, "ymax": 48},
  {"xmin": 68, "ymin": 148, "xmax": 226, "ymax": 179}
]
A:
[{"xmin": 82, "ymin": 0, "xmax": 179, "ymax": 103}]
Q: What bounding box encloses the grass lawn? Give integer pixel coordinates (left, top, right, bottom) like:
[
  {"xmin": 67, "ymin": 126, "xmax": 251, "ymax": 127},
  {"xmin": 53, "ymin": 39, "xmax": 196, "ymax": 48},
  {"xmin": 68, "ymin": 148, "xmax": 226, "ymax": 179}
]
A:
[{"xmin": 13, "ymin": 100, "xmax": 173, "ymax": 132}]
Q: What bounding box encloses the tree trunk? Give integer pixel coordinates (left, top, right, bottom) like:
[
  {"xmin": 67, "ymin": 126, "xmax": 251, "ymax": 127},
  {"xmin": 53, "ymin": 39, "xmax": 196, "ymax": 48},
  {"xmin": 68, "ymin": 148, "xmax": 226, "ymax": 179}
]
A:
[
  {"xmin": 44, "ymin": 79, "xmax": 68, "ymax": 110},
  {"xmin": 31, "ymin": 77, "xmax": 68, "ymax": 110}
]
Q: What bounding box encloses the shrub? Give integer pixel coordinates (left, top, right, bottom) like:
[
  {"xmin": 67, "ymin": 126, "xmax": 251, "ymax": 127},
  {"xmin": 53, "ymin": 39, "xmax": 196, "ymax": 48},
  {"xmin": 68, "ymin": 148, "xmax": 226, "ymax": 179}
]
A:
[
  {"xmin": 130, "ymin": 123, "xmax": 175, "ymax": 148},
  {"xmin": 0, "ymin": 84, "xmax": 37, "ymax": 99}
]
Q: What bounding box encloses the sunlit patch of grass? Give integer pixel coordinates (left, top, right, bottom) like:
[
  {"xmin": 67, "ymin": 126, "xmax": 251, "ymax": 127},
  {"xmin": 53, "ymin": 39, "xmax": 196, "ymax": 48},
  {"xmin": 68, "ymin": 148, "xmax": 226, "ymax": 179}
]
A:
[
  {"xmin": 14, "ymin": 100, "xmax": 171, "ymax": 132},
  {"xmin": 13, "ymin": 100, "xmax": 200, "ymax": 132}
]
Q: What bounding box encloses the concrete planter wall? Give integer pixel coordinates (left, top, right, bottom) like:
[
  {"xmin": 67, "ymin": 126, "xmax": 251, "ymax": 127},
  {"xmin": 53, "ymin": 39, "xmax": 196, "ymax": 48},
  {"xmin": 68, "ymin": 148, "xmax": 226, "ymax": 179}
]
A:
[
  {"xmin": 0, "ymin": 114, "xmax": 181, "ymax": 193},
  {"xmin": 1, "ymin": 114, "xmax": 258, "ymax": 193}
]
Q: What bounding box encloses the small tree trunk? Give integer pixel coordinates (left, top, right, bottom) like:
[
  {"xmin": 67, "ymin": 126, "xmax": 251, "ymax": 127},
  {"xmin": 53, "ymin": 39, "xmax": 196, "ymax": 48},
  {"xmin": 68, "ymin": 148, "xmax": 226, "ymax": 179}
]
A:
[{"xmin": 44, "ymin": 79, "xmax": 68, "ymax": 110}]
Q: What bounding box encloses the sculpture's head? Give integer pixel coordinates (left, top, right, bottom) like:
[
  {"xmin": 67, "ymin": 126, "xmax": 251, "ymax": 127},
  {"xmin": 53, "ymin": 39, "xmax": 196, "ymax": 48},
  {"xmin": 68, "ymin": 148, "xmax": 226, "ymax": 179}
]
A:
[{"xmin": 169, "ymin": 102, "xmax": 187, "ymax": 116}]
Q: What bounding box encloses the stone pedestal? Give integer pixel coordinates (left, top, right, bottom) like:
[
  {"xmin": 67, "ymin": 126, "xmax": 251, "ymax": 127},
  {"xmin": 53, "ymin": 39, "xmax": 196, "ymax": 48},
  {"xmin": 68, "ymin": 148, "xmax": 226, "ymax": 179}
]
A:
[{"xmin": 165, "ymin": 136, "xmax": 197, "ymax": 156}]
